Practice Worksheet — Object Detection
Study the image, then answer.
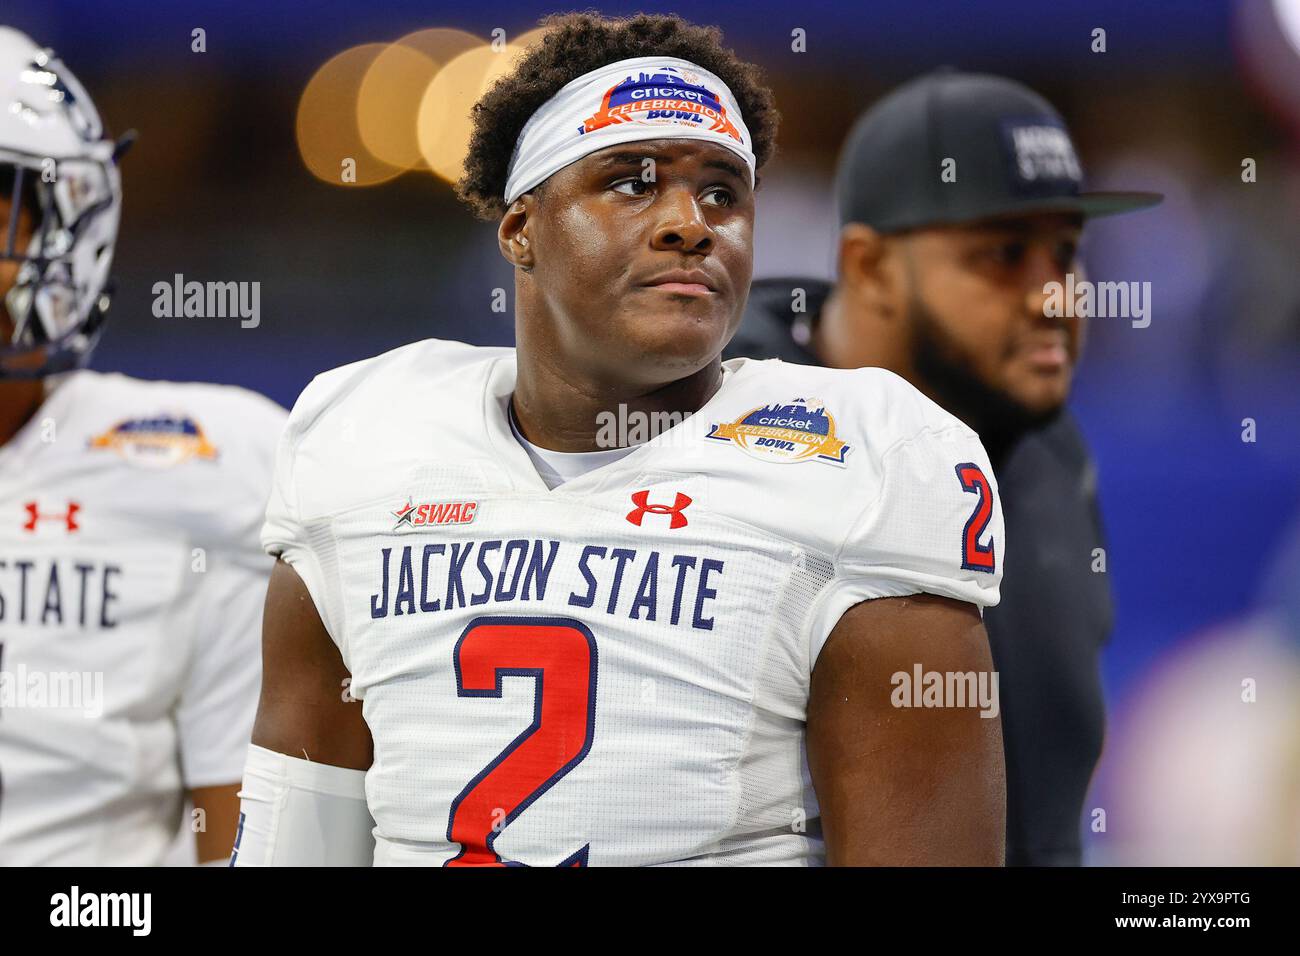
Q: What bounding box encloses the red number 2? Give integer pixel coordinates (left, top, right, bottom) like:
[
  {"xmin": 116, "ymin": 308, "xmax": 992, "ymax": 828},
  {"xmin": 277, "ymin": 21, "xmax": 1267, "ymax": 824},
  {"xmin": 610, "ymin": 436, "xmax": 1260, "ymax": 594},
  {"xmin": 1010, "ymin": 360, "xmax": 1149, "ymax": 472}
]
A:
[
  {"xmin": 955, "ymin": 463, "xmax": 997, "ymax": 573},
  {"xmin": 445, "ymin": 616, "xmax": 598, "ymax": 867}
]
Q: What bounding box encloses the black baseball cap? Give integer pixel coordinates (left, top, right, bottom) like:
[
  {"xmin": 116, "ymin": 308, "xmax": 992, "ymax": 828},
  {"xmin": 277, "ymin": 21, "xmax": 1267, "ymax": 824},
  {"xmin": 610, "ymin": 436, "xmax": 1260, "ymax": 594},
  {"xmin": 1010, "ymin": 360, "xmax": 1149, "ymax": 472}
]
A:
[{"xmin": 836, "ymin": 69, "xmax": 1162, "ymax": 232}]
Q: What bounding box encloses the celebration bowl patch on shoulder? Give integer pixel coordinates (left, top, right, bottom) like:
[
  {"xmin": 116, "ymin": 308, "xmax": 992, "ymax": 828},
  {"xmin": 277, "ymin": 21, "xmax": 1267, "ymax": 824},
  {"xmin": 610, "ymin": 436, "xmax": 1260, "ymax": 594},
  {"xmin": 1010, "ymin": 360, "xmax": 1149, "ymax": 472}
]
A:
[
  {"xmin": 706, "ymin": 397, "xmax": 850, "ymax": 465},
  {"xmin": 88, "ymin": 414, "xmax": 218, "ymax": 468}
]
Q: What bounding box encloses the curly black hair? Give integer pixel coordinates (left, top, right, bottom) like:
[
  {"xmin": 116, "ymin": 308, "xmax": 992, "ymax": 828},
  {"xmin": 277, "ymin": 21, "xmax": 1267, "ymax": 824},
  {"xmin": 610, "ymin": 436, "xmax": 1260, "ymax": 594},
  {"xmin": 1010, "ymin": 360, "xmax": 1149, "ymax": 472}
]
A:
[{"xmin": 456, "ymin": 12, "xmax": 779, "ymax": 220}]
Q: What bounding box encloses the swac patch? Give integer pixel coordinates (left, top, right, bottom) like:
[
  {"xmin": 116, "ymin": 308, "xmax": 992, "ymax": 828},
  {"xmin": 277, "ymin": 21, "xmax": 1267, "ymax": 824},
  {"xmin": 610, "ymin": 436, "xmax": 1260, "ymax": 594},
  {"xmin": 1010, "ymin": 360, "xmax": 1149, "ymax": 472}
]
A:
[
  {"xmin": 580, "ymin": 65, "xmax": 743, "ymax": 142},
  {"xmin": 392, "ymin": 498, "xmax": 478, "ymax": 531},
  {"xmin": 706, "ymin": 397, "xmax": 850, "ymax": 465},
  {"xmin": 88, "ymin": 415, "xmax": 218, "ymax": 467}
]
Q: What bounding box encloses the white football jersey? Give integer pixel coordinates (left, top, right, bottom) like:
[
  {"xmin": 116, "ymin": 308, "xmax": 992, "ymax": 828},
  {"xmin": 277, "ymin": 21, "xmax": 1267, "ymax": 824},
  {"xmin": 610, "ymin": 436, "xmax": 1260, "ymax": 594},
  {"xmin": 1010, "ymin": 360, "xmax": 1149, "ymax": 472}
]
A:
[
  {"xmin": 0, "ymin": 369, "xmax": 285, "ymax": 865},
  {"xmin": 264, "ymin": 339, "xmax": 1004, "ymax": 866}
]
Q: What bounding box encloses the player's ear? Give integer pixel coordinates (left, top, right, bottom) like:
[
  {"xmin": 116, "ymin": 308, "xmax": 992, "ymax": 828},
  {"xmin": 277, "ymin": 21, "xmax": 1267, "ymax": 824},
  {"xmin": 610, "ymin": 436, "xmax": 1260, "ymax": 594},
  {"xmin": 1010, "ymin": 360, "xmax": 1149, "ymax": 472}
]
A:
[
  {"xmin": 498, "ymin": 197, "xmax": 535, "ymax": 272},
  {"xmin": 837, "ymin": 222, "xmax": 897, "ymax": 319}
]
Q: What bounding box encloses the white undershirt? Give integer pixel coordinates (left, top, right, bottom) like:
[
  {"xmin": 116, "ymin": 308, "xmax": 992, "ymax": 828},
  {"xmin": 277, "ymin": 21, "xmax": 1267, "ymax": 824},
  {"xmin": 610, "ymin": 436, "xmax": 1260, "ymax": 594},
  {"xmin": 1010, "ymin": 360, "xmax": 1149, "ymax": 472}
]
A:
[{"xmin": 508, "ymin": 401, "xmax": 637, "ymax": 490}]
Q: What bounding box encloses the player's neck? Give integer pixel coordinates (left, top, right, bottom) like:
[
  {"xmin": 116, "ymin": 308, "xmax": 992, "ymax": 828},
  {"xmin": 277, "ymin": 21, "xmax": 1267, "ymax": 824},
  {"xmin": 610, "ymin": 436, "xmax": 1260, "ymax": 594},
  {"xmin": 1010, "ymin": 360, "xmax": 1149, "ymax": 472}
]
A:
[
  {"xmin": 0, "ymin": 377, "xmax": 47, "ymax": 447},
  {"xmin": 511, "ymin": 354, "xmax": 724, "ymax": 453}
]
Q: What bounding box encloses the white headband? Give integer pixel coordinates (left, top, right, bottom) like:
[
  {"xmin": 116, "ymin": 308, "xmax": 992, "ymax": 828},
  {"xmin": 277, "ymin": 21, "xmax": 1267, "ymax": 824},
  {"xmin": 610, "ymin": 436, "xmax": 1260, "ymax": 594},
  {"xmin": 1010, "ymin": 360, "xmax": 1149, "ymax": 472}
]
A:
[{"xmin": 503, "ymin": 56, "xmax": 755, "ymax": 204}]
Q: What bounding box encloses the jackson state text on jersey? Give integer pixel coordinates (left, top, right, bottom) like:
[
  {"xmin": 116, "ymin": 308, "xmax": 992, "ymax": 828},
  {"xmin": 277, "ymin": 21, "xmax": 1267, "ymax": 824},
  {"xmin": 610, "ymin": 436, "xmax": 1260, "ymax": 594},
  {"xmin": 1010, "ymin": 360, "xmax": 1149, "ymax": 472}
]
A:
[{"xmin": 264, "ymin": 339, "xmax": 1003, "ymax": 866}]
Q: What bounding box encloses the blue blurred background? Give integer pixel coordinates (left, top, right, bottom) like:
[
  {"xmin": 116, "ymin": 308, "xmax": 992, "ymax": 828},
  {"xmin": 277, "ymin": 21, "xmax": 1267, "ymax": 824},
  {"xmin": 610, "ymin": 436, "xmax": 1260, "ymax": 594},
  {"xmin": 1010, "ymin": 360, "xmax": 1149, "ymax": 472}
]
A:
[{"xmin": 13, "ymin": 0, "xmax": 1300, "ymax": 861}]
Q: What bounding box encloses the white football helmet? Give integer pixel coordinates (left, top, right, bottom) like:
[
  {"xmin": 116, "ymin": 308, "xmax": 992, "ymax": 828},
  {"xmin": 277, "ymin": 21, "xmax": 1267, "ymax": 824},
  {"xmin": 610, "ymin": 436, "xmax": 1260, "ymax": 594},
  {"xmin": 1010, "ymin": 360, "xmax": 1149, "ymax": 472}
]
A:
[{"xmin": 0, "ymin": 26, "xmax": 125, "ymax": 377}]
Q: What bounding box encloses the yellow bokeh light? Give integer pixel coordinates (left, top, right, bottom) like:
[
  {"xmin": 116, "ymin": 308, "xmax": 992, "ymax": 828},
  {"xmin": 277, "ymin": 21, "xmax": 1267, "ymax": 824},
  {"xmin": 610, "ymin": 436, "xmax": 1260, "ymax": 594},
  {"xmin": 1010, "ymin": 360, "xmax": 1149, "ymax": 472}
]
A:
[
  {"xmin": 357, "ymin": 28, "xmax": 480, "ymax": 170},
  {"xmin": 296, "ymin": 43, "xmax": 403, "ymax": 187},
  {"xmin": 301, "ymin": 26, "xmax": 552, "ymax": 189},
  {"xmin": 416, "ymin": 40, "xmax": 536, "ymax": 185}
]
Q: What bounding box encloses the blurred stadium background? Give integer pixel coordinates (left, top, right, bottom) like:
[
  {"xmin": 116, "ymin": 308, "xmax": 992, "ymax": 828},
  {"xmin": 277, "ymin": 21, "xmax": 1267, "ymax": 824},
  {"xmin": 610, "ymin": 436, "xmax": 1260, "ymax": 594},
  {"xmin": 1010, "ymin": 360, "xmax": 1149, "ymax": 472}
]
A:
[{"xmin": 12, "ymin": 0, "xmax": 1300, "ymax": 863}]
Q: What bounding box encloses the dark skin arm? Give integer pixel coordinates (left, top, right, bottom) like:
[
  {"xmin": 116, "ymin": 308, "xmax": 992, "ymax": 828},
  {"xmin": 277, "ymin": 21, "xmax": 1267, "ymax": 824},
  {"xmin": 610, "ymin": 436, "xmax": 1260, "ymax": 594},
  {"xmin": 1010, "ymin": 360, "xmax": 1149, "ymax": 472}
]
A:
[
  {"xmin": 191, "ymin": 784, "xmax": 242, "ymax": 862},
  {"xmin": 807, "ymin": 593, "xmax": 1005, "ymax": 865},
  {"xmin": 251, "ymin": 559, "xmax": 372, "ymax": 770}
]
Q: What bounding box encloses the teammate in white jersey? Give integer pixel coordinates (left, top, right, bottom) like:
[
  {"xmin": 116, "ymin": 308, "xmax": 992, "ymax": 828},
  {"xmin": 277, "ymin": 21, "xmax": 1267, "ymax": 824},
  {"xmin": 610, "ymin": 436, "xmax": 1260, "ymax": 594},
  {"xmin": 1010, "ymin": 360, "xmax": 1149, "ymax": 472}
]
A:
[
  {"xmin": 236, "ymin": 12, "xmax": 1006, "ymax": 867},
  {"xmin": 0, "ymin": 27, "xmax": 285, "ymax": 864}
]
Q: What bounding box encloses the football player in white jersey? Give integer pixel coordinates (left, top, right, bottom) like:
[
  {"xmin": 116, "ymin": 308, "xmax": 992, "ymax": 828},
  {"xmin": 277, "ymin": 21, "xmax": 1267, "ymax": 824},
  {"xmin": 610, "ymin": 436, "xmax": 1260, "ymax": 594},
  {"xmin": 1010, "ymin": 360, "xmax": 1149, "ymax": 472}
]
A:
[
  {"xmin": 0, "ymin": 27, "xmax": 285, "ymax": 864},
  {"xmin": 236, "ymin": 12, "xmax": 1006, "ymax": 867}
]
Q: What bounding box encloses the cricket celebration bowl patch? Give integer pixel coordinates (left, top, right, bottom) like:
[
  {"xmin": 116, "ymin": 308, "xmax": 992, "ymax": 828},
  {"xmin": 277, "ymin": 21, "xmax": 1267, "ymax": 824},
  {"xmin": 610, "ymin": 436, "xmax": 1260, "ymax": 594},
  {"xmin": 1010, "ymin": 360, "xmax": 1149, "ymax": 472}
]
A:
[
  {"xmin": 706, "ymin": 398, "xmax": 850, "ymax": 465},
  {"xmin": 88, "ymin": 414, "xmax": 219, "ymax": 467},
  {"xmin": 580, "ymin": 64, "xmax": 744, "ymax": 142}
]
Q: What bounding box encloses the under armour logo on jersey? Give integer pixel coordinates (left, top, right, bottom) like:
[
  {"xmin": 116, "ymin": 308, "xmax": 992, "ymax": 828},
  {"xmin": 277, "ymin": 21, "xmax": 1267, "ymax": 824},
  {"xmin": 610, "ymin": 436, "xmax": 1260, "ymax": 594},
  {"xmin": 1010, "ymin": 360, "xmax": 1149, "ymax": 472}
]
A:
[
  {"xmin": 23, "ymin": 500, "xmax": 81, "ymax": 533},
  {"xmin": 626, "ymin": 490, "xmax": 692, "ymax": 529}
]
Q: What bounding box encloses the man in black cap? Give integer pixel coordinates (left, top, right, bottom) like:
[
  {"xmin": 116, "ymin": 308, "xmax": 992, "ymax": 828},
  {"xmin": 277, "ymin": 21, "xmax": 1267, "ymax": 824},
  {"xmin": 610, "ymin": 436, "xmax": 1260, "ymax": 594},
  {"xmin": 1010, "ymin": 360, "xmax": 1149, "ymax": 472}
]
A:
[{"xmin": 727, "ymin": 70, "xmax": 1160, "ymax": 865}]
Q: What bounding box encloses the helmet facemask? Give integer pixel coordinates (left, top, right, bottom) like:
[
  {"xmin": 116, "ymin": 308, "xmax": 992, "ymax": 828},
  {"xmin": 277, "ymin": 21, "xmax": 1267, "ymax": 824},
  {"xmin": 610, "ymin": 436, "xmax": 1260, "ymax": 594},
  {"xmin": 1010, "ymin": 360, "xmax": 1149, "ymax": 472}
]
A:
[{"xmin": 0, "ymin": 35, "xmax": 124, "ymax": 379}]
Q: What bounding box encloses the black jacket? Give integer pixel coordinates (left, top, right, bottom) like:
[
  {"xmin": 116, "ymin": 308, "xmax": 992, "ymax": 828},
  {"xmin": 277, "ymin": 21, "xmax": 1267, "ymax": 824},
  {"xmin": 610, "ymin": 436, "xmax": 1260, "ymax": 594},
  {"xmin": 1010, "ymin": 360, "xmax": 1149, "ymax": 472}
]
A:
[{"xmin": 727, "ymin": 278, "xmax": 1112, "ymax": 866}]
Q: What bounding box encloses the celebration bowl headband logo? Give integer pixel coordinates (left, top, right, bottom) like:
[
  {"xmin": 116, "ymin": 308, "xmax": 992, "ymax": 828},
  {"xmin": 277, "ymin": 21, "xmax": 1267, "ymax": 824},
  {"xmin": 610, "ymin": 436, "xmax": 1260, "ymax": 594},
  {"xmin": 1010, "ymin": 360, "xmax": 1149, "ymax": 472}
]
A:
[
  {"xmin": 579, "ymin": 66, "xmax": 743, "ymax": 142},
  {"xmin": 706, "ymin": 397, "xmax": 850, "ymax": 466}
]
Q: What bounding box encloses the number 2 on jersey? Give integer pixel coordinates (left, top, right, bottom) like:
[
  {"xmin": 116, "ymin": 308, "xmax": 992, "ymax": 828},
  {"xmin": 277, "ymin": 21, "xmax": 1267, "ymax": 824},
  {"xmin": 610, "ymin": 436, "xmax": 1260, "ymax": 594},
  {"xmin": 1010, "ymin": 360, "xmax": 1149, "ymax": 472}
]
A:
[
  {"xmin": 955, "ymin": 462, "xmax": 997, "ymax": 573},
  {"xmin": 446, "ymin": 616, "xmax": 598, "ymax": 867}
]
